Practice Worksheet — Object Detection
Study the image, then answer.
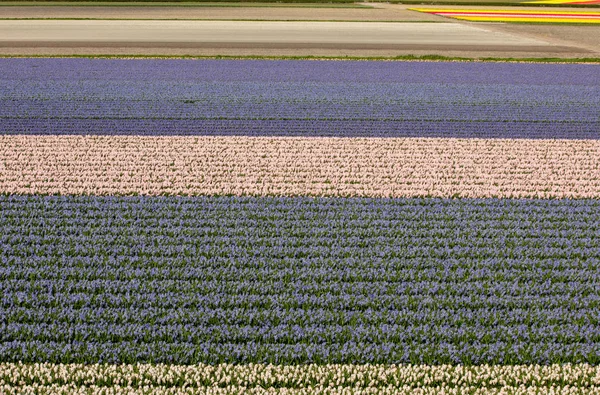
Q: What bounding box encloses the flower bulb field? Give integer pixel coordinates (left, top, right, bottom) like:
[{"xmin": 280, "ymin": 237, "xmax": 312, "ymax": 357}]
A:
[
  {"xmin": 2, "ymin": 59, "xmax": 599, "ymax": 139},
  {"xmin": 1, "ymin": 58, "xmax": 600, "ymax": 393}
]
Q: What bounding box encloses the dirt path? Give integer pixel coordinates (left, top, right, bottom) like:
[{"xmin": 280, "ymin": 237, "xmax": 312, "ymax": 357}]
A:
[
  {"xmin": 0, "ymin": 5, "xmax": 442, "ymax": 21},
  {"xmin": 0, "ymin": 4, "xmax": 598, "ymax": 59},
  {"xmin": 480, "ymin": 23, "xmax": 600, "ymax": 54}
]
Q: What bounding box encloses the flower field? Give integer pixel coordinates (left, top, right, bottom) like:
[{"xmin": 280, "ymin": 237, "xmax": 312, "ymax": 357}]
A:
[
  {"xmin": 2, "ymin": 195, "xmax": 600, "ymax": 365},
  {"xmin": 1, "ymin": 59, "xmax": 598, "ymax": 139},
  {"xmin": 2, "ymin": 363, "xmax": 599, "ymax": 394},
  {"xmin": 1, "ymin": 59, "xmax": 599, "ymax": 393},
  {"xmin": 411, "ymin": 9, "xmax": 600, "ymax": 24},
  {"xmin": 525, "ymin": 0, "xmax": 600, "ymax": 5},
  {"xmin": 2, "ymin": 136, "xmax": 600, "ymax": 198}
]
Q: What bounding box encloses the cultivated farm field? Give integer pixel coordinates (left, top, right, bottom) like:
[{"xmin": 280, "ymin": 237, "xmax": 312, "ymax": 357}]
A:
[{"xmin": 1, "ymin": 3, "xmax": 600, "ymax": 393}]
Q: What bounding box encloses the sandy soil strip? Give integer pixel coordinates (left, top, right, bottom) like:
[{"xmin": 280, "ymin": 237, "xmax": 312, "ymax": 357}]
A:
[
  {"xmin": 1, "ymin": 4, "xmax": 597, "ymax": 58},
  {"xmin": 0, "ymin": 3, "xmax": 594, "ymax": 20},
  {"xmin": 1, "ymin": 135, "xmax": 599, "ymax": 199},
  {"xmin": 480, "ymin": 23, "xmax": 600, "ymax": 54},
  {"xmin": 0, "ymin": 20, "xmax": 552, "ymax": 47},
  {"xmin": 0, "ymin": 18, "xmax": 593, "ymax": 58},
  {"xmin": 1, "ymin": 46, "xmax": 592, "ymax": 58},
  {"xmin": 0, "ymin": 5, "xmax": 443, "ymax": 21},
  {"xmin": 0, "ymin": 41, "xmax": 574, "ymax": 53}
]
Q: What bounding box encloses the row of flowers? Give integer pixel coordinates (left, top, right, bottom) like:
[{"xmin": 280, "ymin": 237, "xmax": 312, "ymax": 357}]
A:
[
  {"xmin": 4, "ymin": 119, "xmax": 596, "ymax": 140},
  {"xmin": 3, "ymin": 101, "xmax": 594, "ymax": 122},
  {"xmin": 4, "ymin": 384, "xmax": 597, "ymax": 394},
  {"xmin": 2, "ymin": 136, "xmax": 600, "ymax": 198},
  {"xmin": 1, "ymin": 58, "xmax": 597, "ymax": 139},
  {"xmin": 1, "ymin": 362, "xmax": 599, "ymax": 391},
  {"xmin": 1, "ymin": 195, "xmax": 598, "ymax": 364}
]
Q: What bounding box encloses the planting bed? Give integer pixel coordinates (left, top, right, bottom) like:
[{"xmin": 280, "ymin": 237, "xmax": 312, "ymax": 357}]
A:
[
  {"xmin": 1, "ymin": 59, "xmax": 598, "ymax": 139},
  {"xmin": 0, "ymin": 58, "xmax": 599, "ymax": 393},
  {"xmin": 2, "ymin": 195, "xmax": 600, "ymax": 365}
]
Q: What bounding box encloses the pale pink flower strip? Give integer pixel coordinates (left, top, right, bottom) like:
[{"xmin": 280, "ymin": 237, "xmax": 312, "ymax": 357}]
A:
[{"xmin": 1, "ymin": 135, "xmax": 599, "ymax": 199}]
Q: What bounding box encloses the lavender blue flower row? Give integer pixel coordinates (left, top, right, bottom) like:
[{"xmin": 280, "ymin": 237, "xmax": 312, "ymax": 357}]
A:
[
  {"xmin": 0, "ymin": 59, "xmax": 598, "ymax": 139},
  {"xmin": 2, "ymin": 58, "xmax": 599, "ymax": 84},
  {"xmin": 0, "ymin": 195, "xmax": 599, "ymax": 365},
  {"xmin": 1, "ymin": 119, "xmax": 597, "ymax": 139}
]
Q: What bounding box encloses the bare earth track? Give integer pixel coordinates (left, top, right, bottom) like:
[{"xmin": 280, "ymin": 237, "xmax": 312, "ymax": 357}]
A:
[
  {"xmin": 0, "ymin": 3, "xmax": 598, "ymax": 59},
  {"xmin": 0, "ymin": 4, "xmax": 442, "ymax": 20}
]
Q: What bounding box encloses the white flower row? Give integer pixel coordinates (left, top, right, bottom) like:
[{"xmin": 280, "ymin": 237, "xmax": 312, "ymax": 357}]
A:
[
  {"xmin": 1, "ymin": 135, "xmax": 600, "ymax": 199},
  {"xmin": 1, "ymin": 363, "xmax": 599, "ymax": 394},
  {"xmin": 2, "ymin": 384, "xmax": 599, "ymax": 395}
]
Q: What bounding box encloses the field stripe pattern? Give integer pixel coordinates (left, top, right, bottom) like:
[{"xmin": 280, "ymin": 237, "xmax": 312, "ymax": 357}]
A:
[
  {"xmin": 1, "ymin": 136, "xmax": 600, "ymax": 198},
  {"xmin": 1, "ymin": 363, "xmax": 599, "ymax": 394},
  {"xmin": 525, "ymin": 0, "xmax": 600, "ymax": 5},
  {"xmin": 1, "ymin": 59, "xmax": 598, "ymax": 139},
  {"xmin": 411, "ymin": 8, "xmax": 600, "ymax": 23},
  {"xmin": 1, "ymin": 59, "xmax": 599, "ymax": 392},
  {"xmin": 2, "ymin": 195, "xmax": 600, "ymax": 365}
]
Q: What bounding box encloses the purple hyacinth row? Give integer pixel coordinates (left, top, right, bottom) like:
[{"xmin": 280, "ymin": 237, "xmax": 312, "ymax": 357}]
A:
[
  {"xmin": 1, "ymin": 195, "xmax": 599, "ymax": 365},
  {"xmin": 0, "ymin": 59, "xmax": 598, "ymax": 138},
  {"xmin": 2, "ymin": 119, "xmax": 597, "ymax": 138}
]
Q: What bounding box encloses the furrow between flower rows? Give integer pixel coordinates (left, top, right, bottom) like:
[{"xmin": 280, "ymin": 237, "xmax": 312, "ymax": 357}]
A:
[{"xmin": 1, "ymin": 136, "xmax": 600, "ymax": 199}]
